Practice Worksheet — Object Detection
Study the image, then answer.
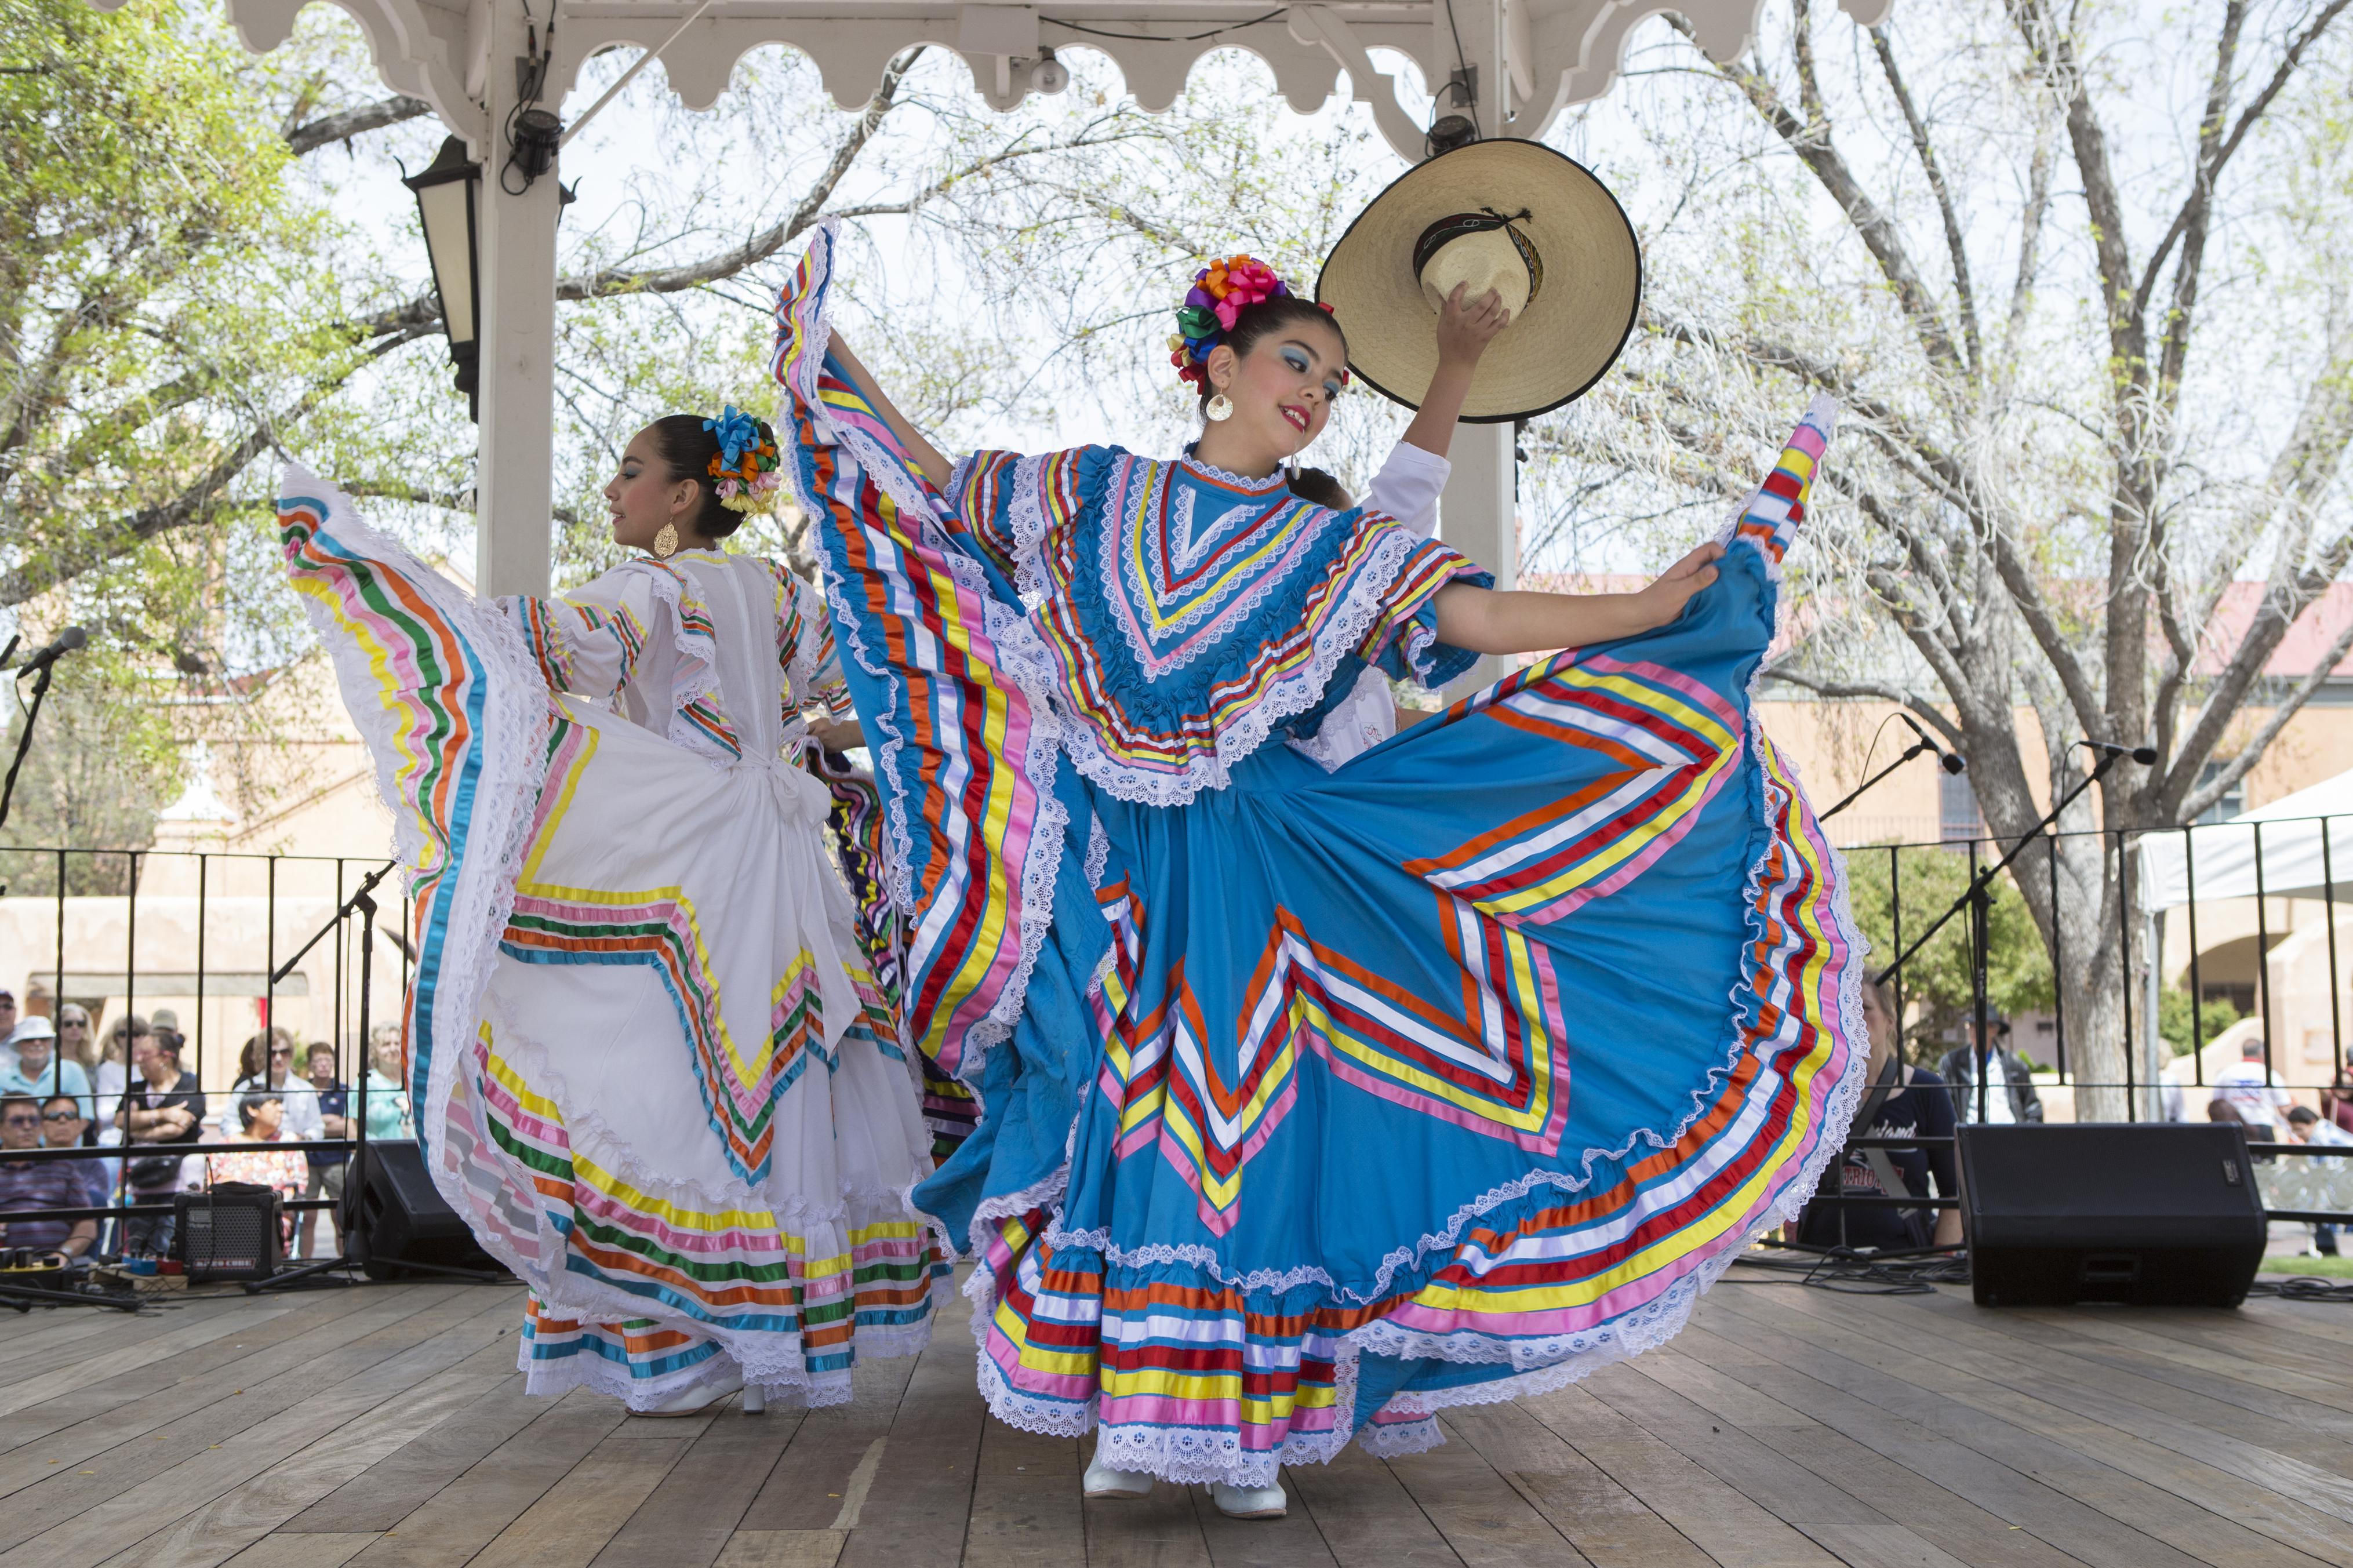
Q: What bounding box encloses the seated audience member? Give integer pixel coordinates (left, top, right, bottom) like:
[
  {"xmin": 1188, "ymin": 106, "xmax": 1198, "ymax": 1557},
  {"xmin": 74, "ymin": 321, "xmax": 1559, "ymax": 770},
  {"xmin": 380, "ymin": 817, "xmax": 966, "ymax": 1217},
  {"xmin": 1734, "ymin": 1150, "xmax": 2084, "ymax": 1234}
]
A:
[
  {"xmin": 41, "ymin": 1094, "xmax": 108, "ymax": 1199},
  {"xmin": 2, "ymin": 1014, "xmax": 92, "ymax": 1115},
  {"xmin": 116, "ymin": 1032, "xmax": 206, "ymax": 1257},
  {"xmin": 299, "ymin": 1042, "xmax": 351, "ymax": 1259},
  {"xmin": 208, "ymin": 1093, "xmax": 311, "ymax": 1249},
  {"xmin": 1934, "ymin": 1019, "xmax": 2046, "ymax": 1125},
  {"xmin": 363, "ymin": 1027, "xmax": 414, "ymax": 1140},
  {"xmin": 214, "ymin": 1029, "xmax": 324, "ymax": 1143},
  {"xmin": 0, "ymin": 1093, "xmax": 96, "ymax": 1260},
  {"xmin": 2210, "ymin": 1038, "xmax": 2296, "ymax": 1132},
  {"xmin": 2287, "ymin": 1104, "xmax": 2351, "ymax": 1258},
  {"xmin": 1798, "ymin": 978, "xmax": 1963, "ymax": 1252}
]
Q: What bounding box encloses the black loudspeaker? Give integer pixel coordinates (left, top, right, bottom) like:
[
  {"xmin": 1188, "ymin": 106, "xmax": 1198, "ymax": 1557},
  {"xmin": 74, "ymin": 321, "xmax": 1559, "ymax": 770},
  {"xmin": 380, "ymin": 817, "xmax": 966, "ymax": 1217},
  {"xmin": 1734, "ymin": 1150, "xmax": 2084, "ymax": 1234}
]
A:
[
  {"xmin": 1958, "ymin": 1125, "xmax": 2267, "ymax": 1308},
  {"xmin": 345, "ymin": 1140, "xmax": 504, "ymax": 1280},
  {"xmin": 176, "ymin": 1184, "xmax": 283, "ymax": 1282}
]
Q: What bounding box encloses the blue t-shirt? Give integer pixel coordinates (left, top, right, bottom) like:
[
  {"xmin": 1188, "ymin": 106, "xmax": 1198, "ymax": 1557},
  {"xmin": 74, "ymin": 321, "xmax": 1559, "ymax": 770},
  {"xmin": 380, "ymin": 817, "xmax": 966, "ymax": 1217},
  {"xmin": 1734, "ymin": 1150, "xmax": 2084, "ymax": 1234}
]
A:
[
  {"xmin": 312, "ymin": 1082, "xmax": 350, "ymax": 1166},
  {"xmin": 1, "ymin": 1053, "xmax": 91, "ymax": 1113}
]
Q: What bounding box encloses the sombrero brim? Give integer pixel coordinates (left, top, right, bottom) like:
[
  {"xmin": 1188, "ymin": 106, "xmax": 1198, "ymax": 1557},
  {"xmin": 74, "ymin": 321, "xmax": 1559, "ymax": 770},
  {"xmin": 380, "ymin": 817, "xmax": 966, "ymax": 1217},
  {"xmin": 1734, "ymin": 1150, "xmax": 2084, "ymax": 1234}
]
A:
[{"xmin": 1316, "ymin": 140, "xmax": 1641, "ymax": 424}]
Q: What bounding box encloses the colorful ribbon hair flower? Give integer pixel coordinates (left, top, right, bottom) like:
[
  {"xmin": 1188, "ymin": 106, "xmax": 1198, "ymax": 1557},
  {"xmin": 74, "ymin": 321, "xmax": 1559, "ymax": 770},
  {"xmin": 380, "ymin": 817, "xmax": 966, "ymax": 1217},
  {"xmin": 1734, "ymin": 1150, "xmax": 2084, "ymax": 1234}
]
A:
[
  {"xmin": 1170, "ymin": 253, "xmax": 1299, "ymax": 388},
  {"xmin": 704, "ymin": 405, "xmax": 763, "ymax": 470}
]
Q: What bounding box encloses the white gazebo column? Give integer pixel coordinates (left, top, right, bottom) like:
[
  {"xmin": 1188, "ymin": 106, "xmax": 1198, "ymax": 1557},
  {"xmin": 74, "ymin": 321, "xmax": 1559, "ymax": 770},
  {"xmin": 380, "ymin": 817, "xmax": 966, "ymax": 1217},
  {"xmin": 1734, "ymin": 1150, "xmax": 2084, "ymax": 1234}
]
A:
[
  {"xmin": 1441, "ymin": 421, "xmax": 1519, "ymax": 695},
  {"xmin": 1435, "ymin": 0, "xmax": 1518, "ymax": 694},
  {"xmin": 471, "ymin": 0, "xmax": 559, "ymax": 598}
]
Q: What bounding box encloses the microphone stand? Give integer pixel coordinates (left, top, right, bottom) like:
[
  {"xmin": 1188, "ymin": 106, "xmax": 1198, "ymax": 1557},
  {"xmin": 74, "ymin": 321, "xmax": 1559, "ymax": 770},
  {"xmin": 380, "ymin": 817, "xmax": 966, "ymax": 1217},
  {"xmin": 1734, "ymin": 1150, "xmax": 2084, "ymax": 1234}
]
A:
[
  {"xmin": 1799, "ymin": 741, "xmax": 2142, "ymax": 1257},
  {"xmin": 0, "ymin": 652, "xmax": 61, "ymax": 833},
  {"xmin": 1820, "ymin": 738, "xmax": 1943, "ymax": 822},
  {"xmin": 245, "ymin": 865, "xmax": 497, "ymax": 1293}
]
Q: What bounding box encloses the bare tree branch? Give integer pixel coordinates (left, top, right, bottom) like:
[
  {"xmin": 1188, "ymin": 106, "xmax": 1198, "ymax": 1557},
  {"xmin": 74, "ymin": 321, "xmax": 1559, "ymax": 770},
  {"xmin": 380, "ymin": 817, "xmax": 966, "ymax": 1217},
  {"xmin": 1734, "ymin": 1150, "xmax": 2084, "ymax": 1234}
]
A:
[
  {"xmin": 1870, "ymin": 23, "xmax": 1981, "ymax": 370},
  {"xmin": 2181, "ymin": 607, "xmax": 2353, "ymax": 820},
  {"xmin": 1682, "ymin": 14, "xmax": 1965, "ymax": 375},
  {"xmin": 2132, "ymin": 0, "xmax": 2353, "ymax": 321},
  {"xmin": 286, "ymin": 94, "xmax": 434, "ymax": 157}
]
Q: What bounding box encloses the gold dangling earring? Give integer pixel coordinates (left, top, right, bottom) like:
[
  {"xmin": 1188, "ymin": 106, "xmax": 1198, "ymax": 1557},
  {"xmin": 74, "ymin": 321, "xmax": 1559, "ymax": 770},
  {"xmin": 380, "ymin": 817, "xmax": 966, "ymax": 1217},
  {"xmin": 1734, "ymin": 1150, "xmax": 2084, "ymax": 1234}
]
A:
[
  {"xmin": 652, "ymin": 522, "xmax": 679, "ymax": 559},
  {"xmin": 1205, "ymin": 392, "xmax": 1234, "ymax": 423}
]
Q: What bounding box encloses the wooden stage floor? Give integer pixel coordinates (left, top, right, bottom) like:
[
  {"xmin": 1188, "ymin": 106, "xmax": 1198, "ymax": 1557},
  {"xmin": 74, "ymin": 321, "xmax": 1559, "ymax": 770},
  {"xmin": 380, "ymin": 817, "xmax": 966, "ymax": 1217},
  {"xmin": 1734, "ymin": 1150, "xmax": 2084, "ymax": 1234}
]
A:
[{"xmin": 5, "ymin": 1269, "xmax": 2351, "ymax": 1568}]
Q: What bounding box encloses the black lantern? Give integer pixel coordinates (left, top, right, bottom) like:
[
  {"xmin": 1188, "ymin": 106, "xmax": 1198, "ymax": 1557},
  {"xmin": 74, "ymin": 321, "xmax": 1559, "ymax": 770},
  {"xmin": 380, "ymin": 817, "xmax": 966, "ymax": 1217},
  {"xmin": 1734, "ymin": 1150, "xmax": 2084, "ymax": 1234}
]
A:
[{"xmin": 403, "ymin": 135, "xmax": 482, "ymax": 420}]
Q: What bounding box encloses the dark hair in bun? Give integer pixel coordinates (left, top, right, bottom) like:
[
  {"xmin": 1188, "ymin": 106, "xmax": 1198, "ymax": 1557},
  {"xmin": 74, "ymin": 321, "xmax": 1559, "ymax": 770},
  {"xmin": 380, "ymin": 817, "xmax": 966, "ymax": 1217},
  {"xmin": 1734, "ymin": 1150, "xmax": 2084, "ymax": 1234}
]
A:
[{"xmin": 645, "ymin": 413, "xmax": 779, "ymax": 540}]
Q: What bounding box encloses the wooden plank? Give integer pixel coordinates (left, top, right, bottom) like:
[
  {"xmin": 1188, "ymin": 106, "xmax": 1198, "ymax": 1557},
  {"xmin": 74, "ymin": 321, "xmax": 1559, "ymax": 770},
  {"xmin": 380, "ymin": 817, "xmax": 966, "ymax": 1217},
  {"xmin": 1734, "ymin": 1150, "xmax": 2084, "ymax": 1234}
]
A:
[
  {"xmin": 1084, "ymin": 1482, "xmax": 1213, "ymax": 1568},
  {"xmin": 1623, "ymin": 1345, "xmax": 2088, "ymax": 1568},
  {"xmin": 346, "ymin": 1389, "xmax": 629, "ymax": 1568},
  {"xmin": 590, "ymin": 1399, "xmax": 806, "ymax": 1568},
  {"xmin": 0, "ymin": 1286, "xmax": 507, "ymax": 1558},
  {"xmin": 711, "ymin": 1533, "xmax": 845, "ymax": 1568},
  {"xmin": 1190, "ymin": 1469, "xmax": 1342, "ymax": 1568},
  {"xmin": 1990, "ymin": 1307, "xmax": 2353, "ymax": 1432},
  {"xmin": 1672, "ymin": 1307, "xmax": 2203, "ymax": 1568},
  {"xmin": 3, "ymin": 1286, "xmax": 391, "ymax": 1457},
  {"xmin": 1518, "ymin": 1382, "xmax": 1839, "ymax": 1568},
  {"xmin": 959, "ymin": 1417, "xmax": 1084, "ymax": 1568},
  {"xmin": 831, "ymin": 1291, "xmax": 984, "ymax": 1568},
  {"xmin": 464, "ymin": 1421, "xmax": 704, "ymax": 1568},
  {"xmin": 1846, "ymin": 1289, "xmax": 2353, "ymax": 1512},
  {"xmin": 2078, "ymin": 1304, "xmax": 2353, "ymax": 1392},
  {"xmin": 88, "ymin": 1338, "xmax": 524, "ymax": 1568},
  {"xmin": 1701, "ymin": 1286, "xmax": 2327, "ymax": 1568},
  {"xmin": 0, "ymin": 1292, "xmax": 264, "ymax": 1376},
  {"xmin": 279, "ymin": 1370, "xmax": 540, "ymax": 1533},
  {"xmin": 1385, "ymin": 1435, "xmax": 1591, "ymax": 1568},
  {"xmin": 218, "ymin": 1533, "xmax": 380, "ymax": 1568},
  {"xmin": 1739, "ymin": 1285, "xmax": 2353, "ymax": 1567},
  {"xmin": 1283, "ymin": 1445, "xmax": 1463, "ymax": 1568},
  {"xmin": 1578, "ymin": 1360, "xmax": 1984, "ymax": 1568},
  {"xmin": 2239, "ymin": 1294, "xmax": 2353, "ymax": 1351},
  {"xmin": 737, "ymin": 1352, "xmax": 916, "ymax": 1531},
  {"xmin": 0, "ymin": 1299, "xmax": 302, "ymax": 1420},
  {"xmin": 1438, "ymin": 1399, "xmax": 1718, "ymax": 1568}
]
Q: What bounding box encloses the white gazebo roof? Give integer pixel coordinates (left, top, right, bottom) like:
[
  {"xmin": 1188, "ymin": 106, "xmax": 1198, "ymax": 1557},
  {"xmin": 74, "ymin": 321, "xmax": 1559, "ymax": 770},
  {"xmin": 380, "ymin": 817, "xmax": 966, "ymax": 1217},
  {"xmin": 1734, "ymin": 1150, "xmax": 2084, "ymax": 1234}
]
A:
[{"xmin": 107, "ymin": 0, "xmax": 1890, "ymax": 601}]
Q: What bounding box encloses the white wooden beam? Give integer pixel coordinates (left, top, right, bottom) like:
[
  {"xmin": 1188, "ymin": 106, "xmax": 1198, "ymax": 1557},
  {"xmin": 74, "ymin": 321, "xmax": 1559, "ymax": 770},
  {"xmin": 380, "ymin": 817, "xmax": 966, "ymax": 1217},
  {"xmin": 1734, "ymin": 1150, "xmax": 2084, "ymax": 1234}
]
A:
[{"xmin": 472, "ymin": 0, "xmax": 559, "ymax": 598}]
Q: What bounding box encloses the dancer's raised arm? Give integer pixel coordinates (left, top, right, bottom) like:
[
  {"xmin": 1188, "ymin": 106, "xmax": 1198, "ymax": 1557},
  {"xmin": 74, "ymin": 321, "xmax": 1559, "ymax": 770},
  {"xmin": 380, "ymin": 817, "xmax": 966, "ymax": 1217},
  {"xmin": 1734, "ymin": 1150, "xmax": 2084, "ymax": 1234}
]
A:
[
  {"xmin": 827, "ymin": 332, "xmax": 952, "ymax": 488},
  {"xmin": 1430, "ymin": 540, "xmax": 1723, "ymax": 655}
]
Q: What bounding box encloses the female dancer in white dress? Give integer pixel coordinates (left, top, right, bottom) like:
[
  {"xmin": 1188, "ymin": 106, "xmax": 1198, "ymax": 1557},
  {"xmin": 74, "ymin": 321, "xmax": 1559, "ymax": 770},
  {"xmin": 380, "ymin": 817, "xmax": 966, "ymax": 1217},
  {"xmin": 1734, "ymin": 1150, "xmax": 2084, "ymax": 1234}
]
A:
[{"xmin": 279, "ymin": 408, "xmax": 945, "ymax": 1416}]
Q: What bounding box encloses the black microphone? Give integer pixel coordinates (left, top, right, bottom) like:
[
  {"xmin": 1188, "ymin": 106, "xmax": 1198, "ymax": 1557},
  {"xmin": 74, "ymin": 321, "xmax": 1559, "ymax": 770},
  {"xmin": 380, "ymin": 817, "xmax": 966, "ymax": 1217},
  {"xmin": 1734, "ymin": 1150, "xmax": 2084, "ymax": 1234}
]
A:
[
  {"xmin": 2079, "ymin": 738, "xmax": 2159, "ymax": 766},
  {"xmin": 10, "ymin": 626, "xmax": 86, "ymax": 676},
  {"xmin": 1897, "ymin": 712, "xmax": 1967, "ymax": 774}
]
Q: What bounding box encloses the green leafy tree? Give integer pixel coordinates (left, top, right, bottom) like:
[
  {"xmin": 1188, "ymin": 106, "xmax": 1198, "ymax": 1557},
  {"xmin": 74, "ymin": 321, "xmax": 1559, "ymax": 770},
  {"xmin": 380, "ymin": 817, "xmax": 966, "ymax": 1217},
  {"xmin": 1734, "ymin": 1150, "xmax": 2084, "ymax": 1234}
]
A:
[
  {"xmin": 1843, "ymin": 842, "xmax": 2055, "ymax": 1056},
  {"xmin": 2158, "ymin": 987, "xmax": 2244, "ymax": 1060}
]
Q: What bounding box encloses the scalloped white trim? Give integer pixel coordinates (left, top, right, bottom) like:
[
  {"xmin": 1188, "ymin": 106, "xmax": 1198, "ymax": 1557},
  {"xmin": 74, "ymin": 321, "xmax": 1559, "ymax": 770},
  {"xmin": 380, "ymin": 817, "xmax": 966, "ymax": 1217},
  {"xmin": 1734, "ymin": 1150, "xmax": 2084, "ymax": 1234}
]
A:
[
  {"xmin": 281, "ymin": 467, "xmax": 552, "ymax": 1249},
  {"xmin": 1061, "ymin": 524, "xmax": 1421, "ymax": 808},
  {"xmin": 776, "ymin": 225, "xmax": 1072, "ymax": 1099},
  {"xmin": 1085, "ymin": 813, "xmax": 1111, "ymax": 890}
]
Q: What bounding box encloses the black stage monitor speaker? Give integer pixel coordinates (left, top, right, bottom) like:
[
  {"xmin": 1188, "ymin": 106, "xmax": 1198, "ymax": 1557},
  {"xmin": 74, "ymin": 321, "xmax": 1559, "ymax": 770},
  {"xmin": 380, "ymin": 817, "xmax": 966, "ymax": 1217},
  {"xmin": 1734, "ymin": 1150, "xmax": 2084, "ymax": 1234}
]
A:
[
  {"xmin": 1958, "ymin": 1124, "xmax": 2267, "ymax": 1308},
  {"xmin": 346, "ymin": 1140, "xmax": 504, "ymax": 1280},
  {"xmin": 176, "ymin": 1184, "xmax": 283, "ymax": 1282}
]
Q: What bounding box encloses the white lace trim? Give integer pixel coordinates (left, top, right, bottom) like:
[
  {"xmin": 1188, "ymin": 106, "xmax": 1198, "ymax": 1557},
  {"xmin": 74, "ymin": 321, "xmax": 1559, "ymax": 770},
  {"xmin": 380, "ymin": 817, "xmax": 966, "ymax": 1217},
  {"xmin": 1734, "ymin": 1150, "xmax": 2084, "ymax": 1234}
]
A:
[
  {"xmin": 281, "ymin": 465, "xmax": 552, "ymax": 1246},
  {"xmin": 1178, "ymin": 453, "xmax": 1292, "ymax": 492},
  {"xmin": 1061, "ymin": 525, "xmax": 1423, "ymax": 808},
  {"xmin": 776, "ymin": 224, "xmax": 1073, "ymax": 1095},
  {"xmin": 1084, "ymin": 813, "xmax": 1111, "ymax": 890}
]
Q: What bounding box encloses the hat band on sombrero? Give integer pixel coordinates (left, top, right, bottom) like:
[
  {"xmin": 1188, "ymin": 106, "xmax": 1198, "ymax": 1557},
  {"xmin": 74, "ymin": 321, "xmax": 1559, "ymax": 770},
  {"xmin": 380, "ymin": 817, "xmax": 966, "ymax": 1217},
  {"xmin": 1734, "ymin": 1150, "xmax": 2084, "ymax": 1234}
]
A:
[{"xmin": 1411, "ymin": 209, "xmax": 1544, "ymax": 306}]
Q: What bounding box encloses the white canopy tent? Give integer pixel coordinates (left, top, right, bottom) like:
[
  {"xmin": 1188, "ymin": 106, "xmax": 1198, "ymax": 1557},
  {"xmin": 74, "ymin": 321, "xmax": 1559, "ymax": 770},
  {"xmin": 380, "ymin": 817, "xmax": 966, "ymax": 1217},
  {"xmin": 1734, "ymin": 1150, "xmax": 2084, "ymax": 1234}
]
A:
[
  {"xmin": 2138, "ymin": 767, "xmax": 2353, "ymax": 911},
  {"xmin": 89, "ymin": 0, "xmax": 1889, "ymax": 598}
]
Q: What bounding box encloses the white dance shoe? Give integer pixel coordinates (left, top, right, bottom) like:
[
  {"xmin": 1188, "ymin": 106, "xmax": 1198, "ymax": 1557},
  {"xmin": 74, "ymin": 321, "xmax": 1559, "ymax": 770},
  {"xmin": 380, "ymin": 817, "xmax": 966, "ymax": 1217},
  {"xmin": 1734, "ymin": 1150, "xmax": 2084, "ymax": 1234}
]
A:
[
  {"xmin": 1209, "ymin": 1479, "xmax": 1289, "ymax": 1520},
  {"xmin": 1082, "ymin": 1448, "xmax": 1156, "ymax": 1500},
  {"xmin": 630, "ymin": 1367, "xmax": 743, "ymax": 1418}
]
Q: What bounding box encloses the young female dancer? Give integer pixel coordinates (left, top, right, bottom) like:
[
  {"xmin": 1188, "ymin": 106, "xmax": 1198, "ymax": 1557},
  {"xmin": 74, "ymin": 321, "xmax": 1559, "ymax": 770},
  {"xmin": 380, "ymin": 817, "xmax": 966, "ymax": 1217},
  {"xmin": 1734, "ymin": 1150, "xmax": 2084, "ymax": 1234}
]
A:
[
  {"xmin": 279, "ymin": 411, "xmax": 945, "ymax": 1416},
  {"xmin": 773, "ymin": 227, "xmax": 1863, "ymax": 1517}
]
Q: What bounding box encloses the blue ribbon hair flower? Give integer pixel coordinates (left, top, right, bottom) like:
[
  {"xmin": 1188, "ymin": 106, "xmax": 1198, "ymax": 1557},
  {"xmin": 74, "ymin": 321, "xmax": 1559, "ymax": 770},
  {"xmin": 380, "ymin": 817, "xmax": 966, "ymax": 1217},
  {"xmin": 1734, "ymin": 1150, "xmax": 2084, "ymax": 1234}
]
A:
[{"xmin": 704, "ymin": 405, "xmax": 761, "ymax": 468}]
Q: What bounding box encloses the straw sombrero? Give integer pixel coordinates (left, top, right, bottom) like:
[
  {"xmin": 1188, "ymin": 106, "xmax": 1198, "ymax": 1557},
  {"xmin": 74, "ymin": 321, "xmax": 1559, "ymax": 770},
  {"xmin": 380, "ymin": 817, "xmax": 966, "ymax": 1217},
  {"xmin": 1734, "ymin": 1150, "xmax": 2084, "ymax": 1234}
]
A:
[{"xmin": 1316, "ymin": 140, "xmax": 1640, "ymax": 423}]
